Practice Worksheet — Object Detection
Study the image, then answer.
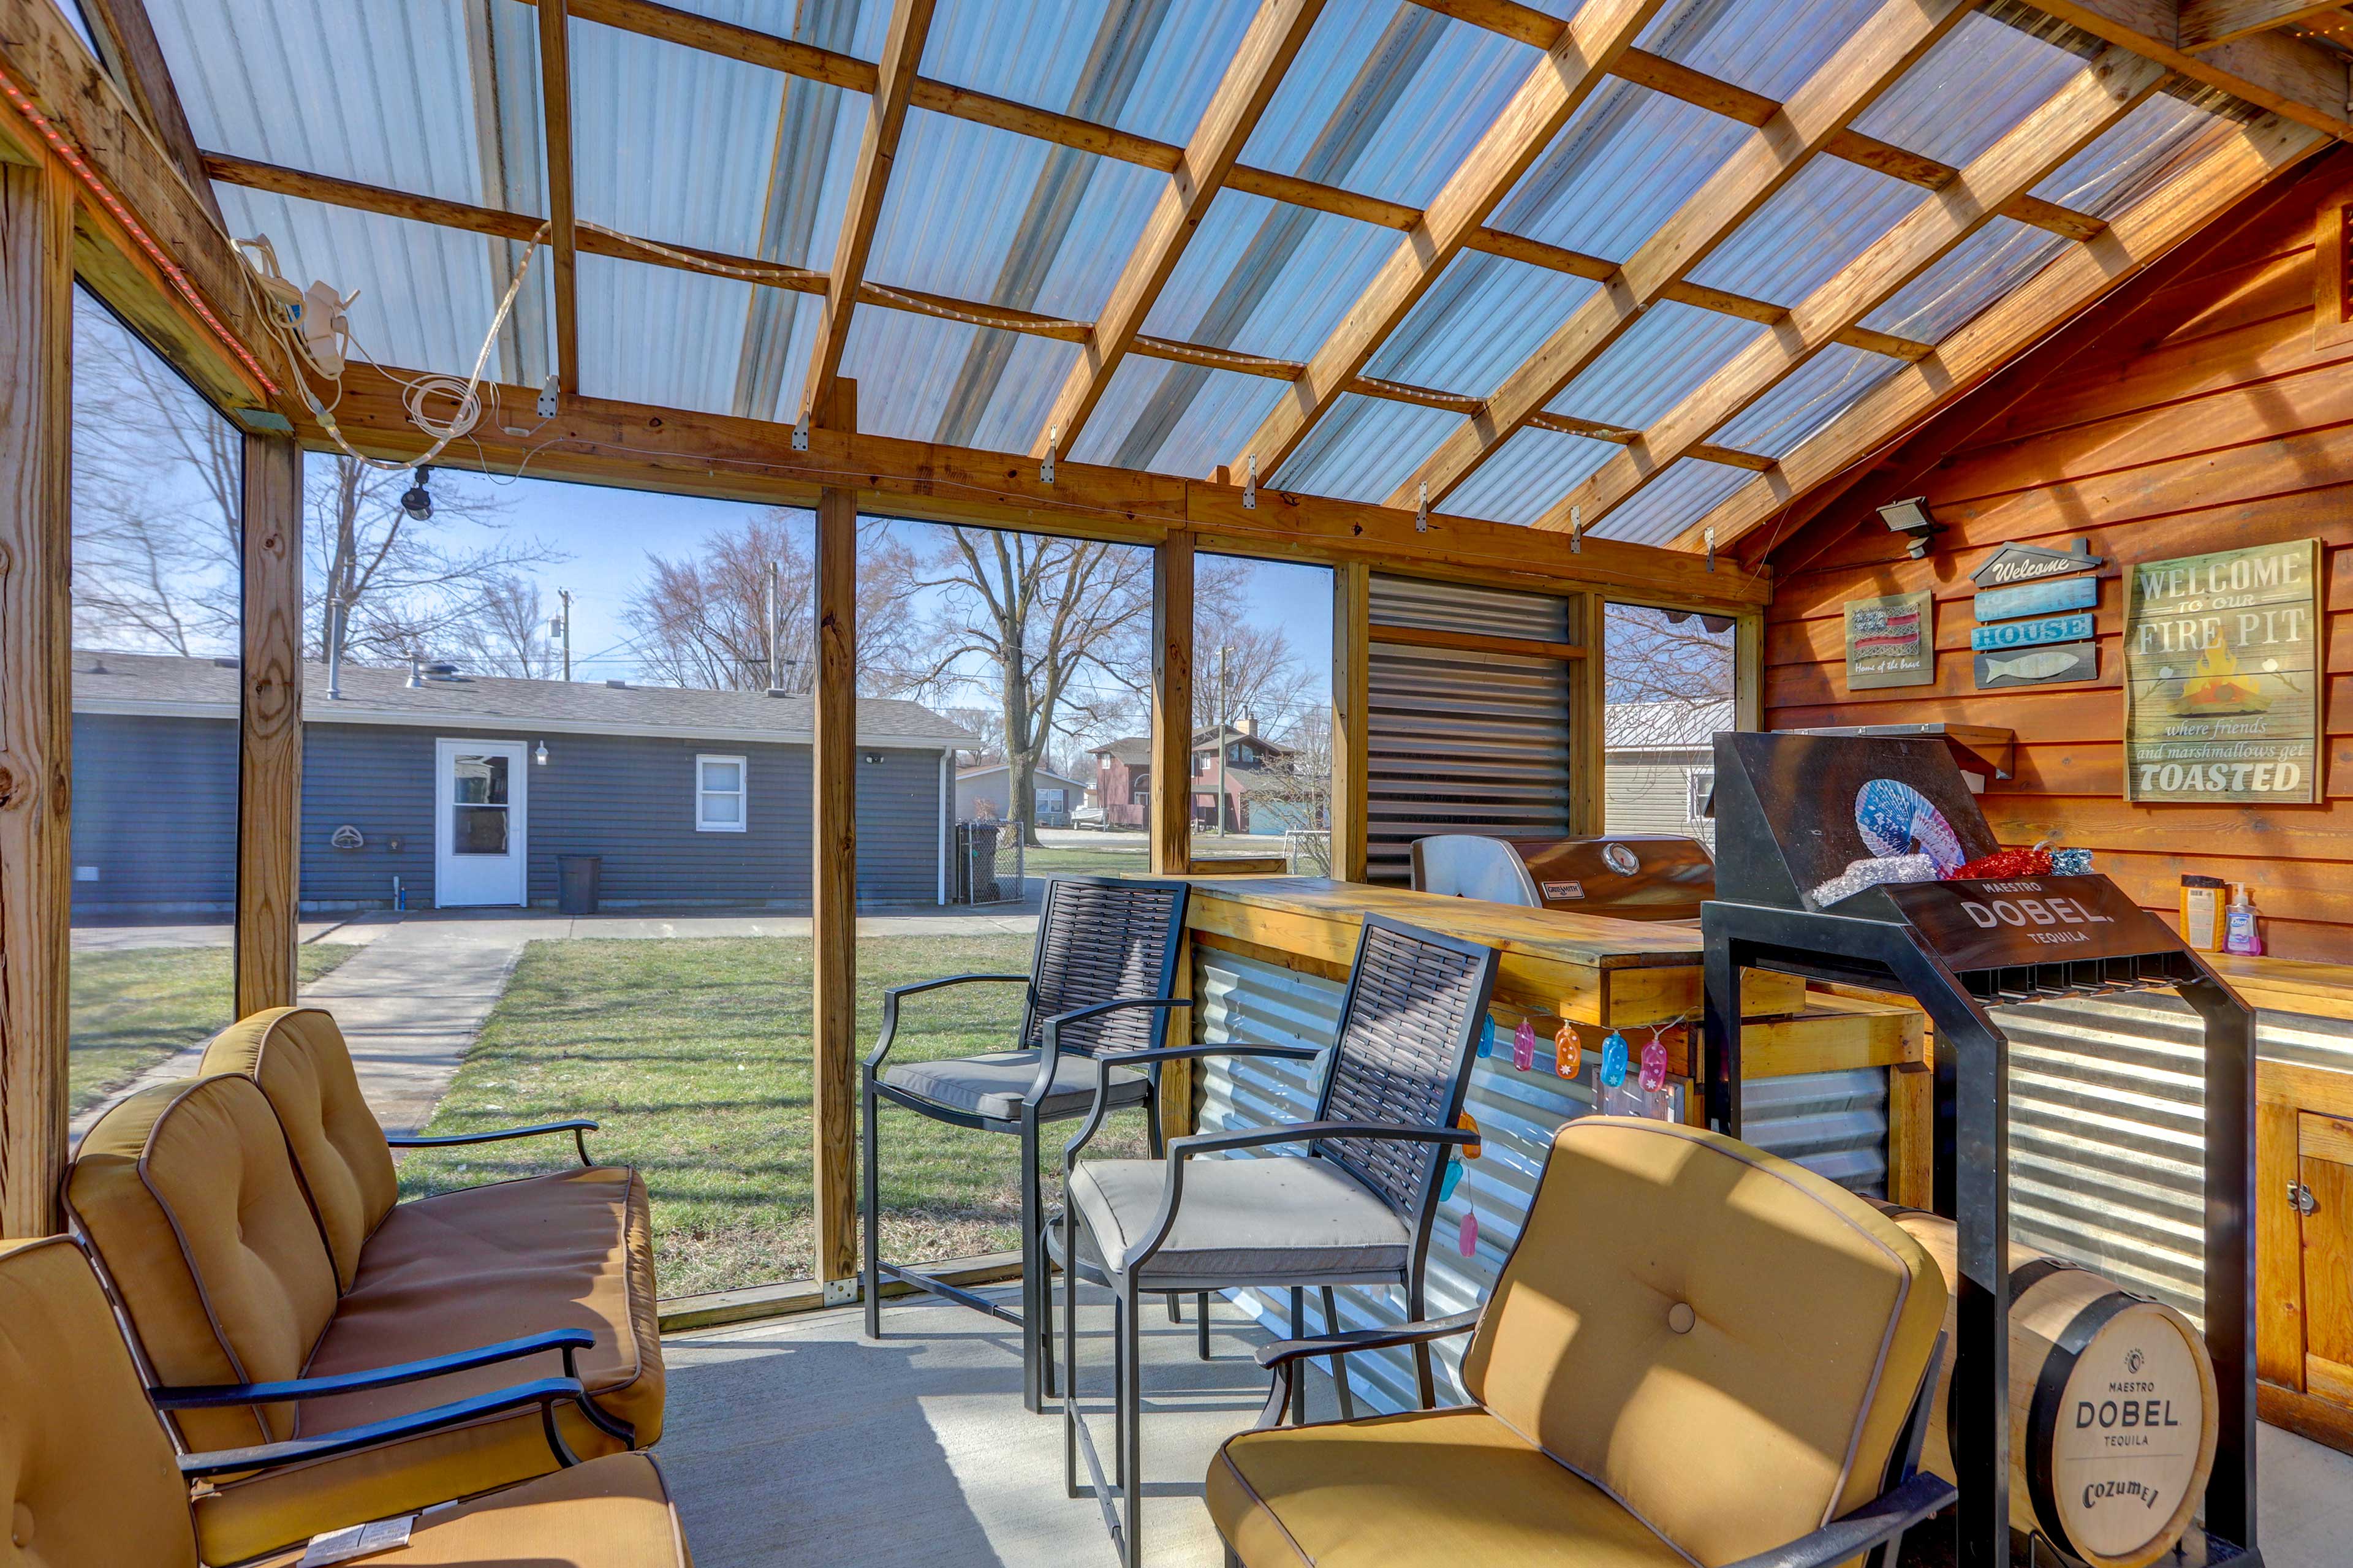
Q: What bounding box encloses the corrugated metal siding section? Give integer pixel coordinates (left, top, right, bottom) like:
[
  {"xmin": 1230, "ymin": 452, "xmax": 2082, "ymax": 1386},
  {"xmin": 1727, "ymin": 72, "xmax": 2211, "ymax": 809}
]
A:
[
  {"xmin": 1995, "ymin": 993, "xmax": 2353, "ymax": 1327},
  {"xmin": 1191, "ymin": 944, "xmax": 1885, "ymax": 1414},
  {"xmin": 1365, "ymin": 575, "xmax": 1572, "ymax": 885}
]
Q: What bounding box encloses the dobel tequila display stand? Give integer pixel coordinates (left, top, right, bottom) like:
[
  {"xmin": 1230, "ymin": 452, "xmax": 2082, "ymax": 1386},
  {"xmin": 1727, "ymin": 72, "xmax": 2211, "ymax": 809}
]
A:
[{"xmin": 1699, "ymin": 733, "xmax": 2257, "ymax": 1568}]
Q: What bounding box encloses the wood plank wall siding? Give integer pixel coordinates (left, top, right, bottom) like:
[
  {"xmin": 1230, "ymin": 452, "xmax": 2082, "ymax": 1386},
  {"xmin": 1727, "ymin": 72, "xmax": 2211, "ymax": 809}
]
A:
[{"xmin": 1759, "ymin": 154, "xmax": 2353, "ymax": 964}]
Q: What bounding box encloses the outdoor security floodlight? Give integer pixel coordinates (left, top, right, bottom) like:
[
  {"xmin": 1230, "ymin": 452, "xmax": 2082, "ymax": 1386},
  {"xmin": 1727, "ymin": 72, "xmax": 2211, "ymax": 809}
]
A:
[
  {"xmin": 1876, "ymin": 495, "xmax": 1939, "ymax": 559},
  {"xmin": 534, "ymin": 741, "xmax": 550, "ymax": 767},
  {"xmin": 400, "ymin": 466, "xmax": 434, "ymax": 521}
]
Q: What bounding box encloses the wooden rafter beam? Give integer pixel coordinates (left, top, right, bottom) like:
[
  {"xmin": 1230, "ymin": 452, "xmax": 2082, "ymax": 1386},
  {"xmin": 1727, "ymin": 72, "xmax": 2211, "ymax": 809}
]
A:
[
  {"xmin": 1230, "ymin": 0, "xmax": 1670, "ymax": 482},
  {"xmin": 1029, "ymin": 0, "xmax": 1327, "ymax": 456},
  {"xmin": 1672, "ymin": 107, "xmax": 2325, "ymax": 553},
  {"xmin": 1392, "ymin": 0, "xmax": 1977, "ymax": 511},
  {"xmin": 797, "ymin": 0, "xmax": 938, "ymax": 425},
  {"xmin": 2025, "ymin": 0, "xmax": 2352, "ymax": 138},
  {"xmin": 536, "ymin": 0, "xmax": 579, "ymax": 394},
  {"xmin": 1537, "ymin": 44, "xmax": 2169, "ymax": 533},
  {"xmin": 2180, "ymin": 0, "xmax": 2347, "ymax": 48},
  {"xmin": 75, "ymin": 0, "xmax": 221, "ymax": 224}
]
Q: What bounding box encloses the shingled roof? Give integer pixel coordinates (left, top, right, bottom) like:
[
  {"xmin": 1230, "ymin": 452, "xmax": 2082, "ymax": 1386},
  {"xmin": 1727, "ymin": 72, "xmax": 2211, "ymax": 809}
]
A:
[{"xmin": 71, "ymin": 651, "xmax": 974, "ymax": 749}]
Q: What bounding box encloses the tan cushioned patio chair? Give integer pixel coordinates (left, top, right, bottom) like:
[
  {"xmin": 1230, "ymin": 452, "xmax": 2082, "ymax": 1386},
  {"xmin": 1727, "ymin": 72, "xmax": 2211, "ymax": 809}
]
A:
[
  {"xmin": 1208, "ymin": 1119, "xmax": 1950, "ymax": 1568},
  {"xmin": 66, "ymin": 1074, "xmax": 662, "ymax": 1566},
  {"xmin": 0, "ymin": 1233, "xmax": 691, "ymax": 1568}
]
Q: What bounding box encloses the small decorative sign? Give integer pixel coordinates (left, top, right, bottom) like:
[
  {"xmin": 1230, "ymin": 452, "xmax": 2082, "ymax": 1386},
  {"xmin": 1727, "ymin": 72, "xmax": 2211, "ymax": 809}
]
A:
[
  {"xmin": 1975, "ymin": 640, "xmax": 2096, "ymax": 689},
  {"xmin": 2123, "ymin": 539, "xmax": 2321, "ymax": 803},
  {"xmin": 1969, "ymin": 538, "xmax": 2104, "ymax": 588},
  {"xmin": 1844, "ymin": 590, "xmax": 1934, "ymax": 689},
  {"xmin": 1970, "ymin": 611, "xmax": 2093, "ymax": 652},
  {"xmin": 1975, "ymin": 575, "xmax": 2097, "ymax": 623},
  {"xmin": 329, "ymin": 824, "xmax": 366, "ymax": 850}
]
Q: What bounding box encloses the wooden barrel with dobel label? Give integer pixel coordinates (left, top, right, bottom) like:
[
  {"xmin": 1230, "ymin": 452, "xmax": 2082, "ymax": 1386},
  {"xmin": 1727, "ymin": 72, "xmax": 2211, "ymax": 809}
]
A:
[{"xmin": 1877, "ymin": 1205, "xmax": 2217, "ymax": 1568}]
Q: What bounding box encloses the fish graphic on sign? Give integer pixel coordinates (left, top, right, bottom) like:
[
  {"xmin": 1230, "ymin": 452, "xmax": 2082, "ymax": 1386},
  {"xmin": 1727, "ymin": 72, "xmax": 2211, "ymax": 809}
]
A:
[{"xmin": 1974, "ymin": 641, "xmax": 2096, "ymax": 689}]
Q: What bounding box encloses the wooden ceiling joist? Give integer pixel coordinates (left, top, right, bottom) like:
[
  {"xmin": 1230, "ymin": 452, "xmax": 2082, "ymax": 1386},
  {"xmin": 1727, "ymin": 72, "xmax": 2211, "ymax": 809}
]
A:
[
  {"xmin": 797, "ymin": 0, "xmax": 939, "ymax": 426},
  {"xmin": 1536, "ymin": 44, "xmax": 2169, "ymax": 534},
  {"xmin": 1226, "ymin": 0, "xmax": 1671, "ymax": 482},
  {"xmin": 2179, "ymin": 0, "xmax": 2349, "ymax": 49},
  {"xmin": 1390, "ymin": 0, "xmax": 1977, "ymax": 512},
  {"xmin": 2026, "ymin": 0, "xmax": 2352, "ymax": 138},
  {"xmin": 1028, "ymin": 0, "xmax": 1327, "ymax": 458},
  {"xmin": 1674, "ymin": 107, "xmax": 2325, "ymax": 555},
  {"xmin": 535, "ymin": 0, "xmax": 579, "ymax": 394},
  {"xmin": 74, "ymin": 0, "xmax": 221, "ymax": 225}
]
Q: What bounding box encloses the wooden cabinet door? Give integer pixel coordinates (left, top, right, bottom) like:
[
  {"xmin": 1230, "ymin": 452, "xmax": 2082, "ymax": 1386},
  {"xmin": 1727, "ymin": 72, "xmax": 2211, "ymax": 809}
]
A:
[{"xmin": 2301, "ymin": 1112, "xmax": 2353, "ymax": 1404}]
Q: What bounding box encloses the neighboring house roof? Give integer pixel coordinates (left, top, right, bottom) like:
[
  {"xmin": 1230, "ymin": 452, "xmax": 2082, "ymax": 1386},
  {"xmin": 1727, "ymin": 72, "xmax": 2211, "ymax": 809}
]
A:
[
  {"xmin": 1091, "ymin": 737, "xmax": 1152, "ymax": 766},
  {"xmin": 71, "ymin": 651, "xmax": 975, "ymax": 749},
  {"xmin": 1605, "ymin": 699, "xmax": 1735, "ymax": 752},
  {"xmin": 957, "ymin": 763, "xmax": 1088, "ymax": 791},
  {"xmin": 1091, "ymin": 726, "xmax": 1295, "ymax": 763}
]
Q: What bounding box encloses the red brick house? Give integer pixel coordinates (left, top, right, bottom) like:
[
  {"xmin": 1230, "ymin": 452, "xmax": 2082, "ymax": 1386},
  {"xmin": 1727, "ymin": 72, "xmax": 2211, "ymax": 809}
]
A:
[{"xmin": 1089, "ymin": 721, "xmax": 1296, "ymax": 831}]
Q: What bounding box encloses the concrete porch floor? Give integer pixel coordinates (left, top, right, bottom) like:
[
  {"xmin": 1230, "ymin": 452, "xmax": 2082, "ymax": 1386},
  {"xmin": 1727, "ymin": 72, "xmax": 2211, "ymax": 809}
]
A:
[{"xmin": 656, "ymin": 1283, "xmax": 2353, "ymax": 1568}]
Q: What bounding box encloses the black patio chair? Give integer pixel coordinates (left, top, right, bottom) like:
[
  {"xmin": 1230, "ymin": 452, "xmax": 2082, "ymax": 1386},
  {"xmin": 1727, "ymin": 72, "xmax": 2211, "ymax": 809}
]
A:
[
  {"xmin": 862, "ymin": 874, "xmax": 1191, "ymax": 1415},
  {"xmin": 1056, "ymin": 914, "xmax": 1499, "ymax": 1568}
]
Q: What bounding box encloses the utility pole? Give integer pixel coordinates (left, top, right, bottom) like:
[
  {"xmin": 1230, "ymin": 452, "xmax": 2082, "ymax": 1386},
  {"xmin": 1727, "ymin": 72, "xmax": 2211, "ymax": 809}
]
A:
[
  {"xmin": 556, "ymin": 588, "xmax": 573, "ymax": 681},
  {"xmin": 1214, "ymin": 644, "xmax": 1229, "ymax": 836}
]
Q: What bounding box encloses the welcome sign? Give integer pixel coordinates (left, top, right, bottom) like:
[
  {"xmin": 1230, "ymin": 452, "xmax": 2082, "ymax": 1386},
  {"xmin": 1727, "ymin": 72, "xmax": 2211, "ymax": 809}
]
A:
[{"xmin": 2123, "ymin": 539, "xmax": 2321, "ymax": 803}]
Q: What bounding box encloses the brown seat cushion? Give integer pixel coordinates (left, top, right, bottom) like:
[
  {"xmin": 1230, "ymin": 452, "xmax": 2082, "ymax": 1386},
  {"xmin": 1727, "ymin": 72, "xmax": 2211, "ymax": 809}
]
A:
[
  {"xmin": 194, "ymin": 1168, "xmax": 665, "ymax": 1566},
  {"xmin": 250, "ymin": 1454, "xmax": 691, "ymax": 1568},
  {"xmin": 1210, "ymin": 1408, "xmax": 1686, "ymax": 1568},
  {"xmin": 0, "ymin": 1237, "xmax": 203, "ymax": 1568},
  {"xmin": 203, "ymin": 1007, "xmax": 401, "ymax": 1292}
]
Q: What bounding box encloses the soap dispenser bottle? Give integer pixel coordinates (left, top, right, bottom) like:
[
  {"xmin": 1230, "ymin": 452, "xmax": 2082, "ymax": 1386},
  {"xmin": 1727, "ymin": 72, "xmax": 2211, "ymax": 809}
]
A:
[{"xmin": 2223, "ymin": 884, "xmax": 2264, "ymax": 957}]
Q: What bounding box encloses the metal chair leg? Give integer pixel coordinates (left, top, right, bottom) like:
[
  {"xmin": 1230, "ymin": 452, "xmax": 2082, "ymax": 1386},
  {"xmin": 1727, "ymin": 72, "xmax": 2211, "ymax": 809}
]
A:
[
  {"xmin": 1197, "ymin": 1290, "xmax": 1211, "ymax": 1360},
  {"xmin": 1409, "ymin": 1276, "xmax": 1436, "ymax": 1410},
  {"xmin": 1320, "ymin": 1286, "xmax": 1354, "ymax": 1421},
  {"xmin": 1121, "ymin": 1277, "xmax": 1144, "ymax": 1568},
  {"xmin": 861, "ymin": 1078, "xmax": 881, "ymax": 1340},
  {"xmin": 1062, "ymin": 1206, "xmax": 1081, "ymax": 1500},
  {"xmin": 1020, "ymin": 1115, "xmax": 1045, "ymax": 1415},
  {"xmin": 1287, "ymin": 1287, "xmax": 1308, "ymax": 1424},
  {"xmin": 1112, "ymin": 1293, "xmax": 1126, "ymax": 1490}
]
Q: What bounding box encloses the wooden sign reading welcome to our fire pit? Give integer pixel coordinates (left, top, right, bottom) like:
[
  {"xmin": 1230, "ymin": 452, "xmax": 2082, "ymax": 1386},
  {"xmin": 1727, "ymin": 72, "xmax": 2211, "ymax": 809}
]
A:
[{"xmin": 2123, "ymin": 539, "xmax": 2321, "ymax": 805}]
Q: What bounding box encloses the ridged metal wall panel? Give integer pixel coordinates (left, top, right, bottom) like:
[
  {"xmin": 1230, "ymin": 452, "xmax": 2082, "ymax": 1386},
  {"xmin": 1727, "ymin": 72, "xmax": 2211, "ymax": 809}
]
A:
[
  {"xmin": 1365, "ymin": 575, "xmax": 1573, "ymax": 885},
  {"xmin": 1192, "ymin": 944, "xmax": 1889, "ymax": 1414}
]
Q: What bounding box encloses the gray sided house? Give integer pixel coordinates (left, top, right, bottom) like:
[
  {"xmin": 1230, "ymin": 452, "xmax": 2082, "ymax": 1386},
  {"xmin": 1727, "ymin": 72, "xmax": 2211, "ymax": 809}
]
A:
[
  {"xmin": 1602, "ymin": 698, "xmax": 1732, "ymax": 846},
  {"xmin": 70, "ymin": 652, "xmax": 972, "ymax": 916}
]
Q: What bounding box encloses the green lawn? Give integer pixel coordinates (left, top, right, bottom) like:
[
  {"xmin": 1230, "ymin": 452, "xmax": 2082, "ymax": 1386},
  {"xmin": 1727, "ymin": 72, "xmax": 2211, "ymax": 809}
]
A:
[
  {"xmin": 1023, "ymin": 840, "xmax": 1151, "ymax": 877},
  {"xmin": 70, "ymin": 944, "xmax": 355, "ymax": 1113},
  {"xmin": 396, "ymin": 935, "xmax": 1156, "ymax": 1298}
]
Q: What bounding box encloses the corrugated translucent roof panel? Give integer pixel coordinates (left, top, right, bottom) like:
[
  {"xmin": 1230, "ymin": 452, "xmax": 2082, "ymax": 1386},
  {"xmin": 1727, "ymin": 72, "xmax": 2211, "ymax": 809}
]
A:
[
  {"xmin": 578, "ymin": 253, "xmax": 750, "ymax": 415},
  {"xmin": 870, "ymin": 109, "xmax": 1163, "ymax": 319},
  {"xmin": 1686, "ymin": 156, "xmax": 1922, "ymax": 308},
  {"xmin": 667, "ymin": 0, "xmax": 892, "ymax": 62},
  {"xmin": 1638, "ymin": 0, "xmax": 1884, "ymax": 100},
  {"xmin": 838, "ymin": 305, "xmax": 1082, "ymax": 448},
  {"xmin": 1239, "ymin": 5, "xmax": 1537, "ymax": 210},
  {"xmin": 1852, "ymin": 12, "xmax": 2087, "ymax": 169},
  {"xmin": 1713, "ymin": 342, "xmax": 1901, "ymax": 456},
  {"xmin": 1548, "ymin": 301, "xmax": 1762, "ymax": 427},
  {"xmin": 1862, "ymin": 216, "xmax": 2063, "ymax": 342},
  {"xmin": 1070, "ymin": 356, "xmax": 1284, "ymax": 475},
  {"xmin": 1444, "ymin": 427, "xmax": 1618, "ymax": 526},
  {"xmin": 2033, "ymin": 91, "xmax": 2237, "ymax": 218},
  {"xmin": 568, "ymin": 18, "xmax": 789, "ymax": 259},
  {"xmin": 1366, "ymin": 252, "xmax": 1594, "ymax": 395},
  {"xmin": 918, "ymin": 0, "xmax": 1259, "ymax": 145},
  {"xmin": 1489, "ymin": 84, "xmax": 1748, "ymax": 263},
  {"xmin": 1276, "ymin": 395, "xmax": 1463, "ymax": 502},
  {"xmin": 1140, "ymin": 191, "xmax": 1395, "ymax": 361},
  {"xmin": 151, "ymin": 0, "xmax": 494, "ymax": 206},
  {"xmin": 213, "ymin": 186, "xmax": 515, "ymax": 380},
  {"xmin": 1593, "ymin": 456, "xmax": 1753, "ymax": 545}
]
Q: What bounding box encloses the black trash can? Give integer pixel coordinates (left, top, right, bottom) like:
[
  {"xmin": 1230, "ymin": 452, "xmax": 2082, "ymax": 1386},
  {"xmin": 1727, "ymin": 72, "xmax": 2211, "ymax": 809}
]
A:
[{"xmin": 557, "ymin": 854, "xmax": 602, "ymax": 915}]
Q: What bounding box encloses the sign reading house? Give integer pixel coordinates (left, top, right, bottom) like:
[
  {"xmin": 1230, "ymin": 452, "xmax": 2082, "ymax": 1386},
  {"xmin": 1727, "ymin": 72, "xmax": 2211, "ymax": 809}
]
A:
[{"xmin": 2123, "ymin": 539, "xmax": 2321, "ymax": 803}]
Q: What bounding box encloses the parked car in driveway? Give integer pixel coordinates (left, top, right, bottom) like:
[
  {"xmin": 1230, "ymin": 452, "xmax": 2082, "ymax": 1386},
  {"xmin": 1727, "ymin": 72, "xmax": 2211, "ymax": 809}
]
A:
[{"xmin": 1070, "ymin": 804, "xmax": 1108, "ymax": 831}]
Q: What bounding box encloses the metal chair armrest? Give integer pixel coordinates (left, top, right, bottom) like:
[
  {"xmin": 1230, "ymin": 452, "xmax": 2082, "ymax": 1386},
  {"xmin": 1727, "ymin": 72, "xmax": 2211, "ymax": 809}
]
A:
[
  {"xmin": 1039, "ymin": 996, "xmax": 1192, "ymax": 1119},
  {"xmin": 385, "ymin": 1119, "xmax": 599, "ymax": 1165},
  {"xmin": 150, "ymin": 1328, "xmax": 597, "ymax": 1409},
  {"xmin": 1255, "ymin": 1311, "xmax": 1485, "ymax": 1428},
  {"xmin": 1717, "ymin": 1471, "xmax": 1958, "ymax": 1568},
  {"xmin": 175, "ymin": 1376, "xmax": 593, "ymax": 1479},
  {"xmin": 867, "ymin": 973, "xmax": 1034, "ymax": 1072},
  {"xmin": 1172, "ymin": 1121, "xmax": 1476, "ymax": 1159}
]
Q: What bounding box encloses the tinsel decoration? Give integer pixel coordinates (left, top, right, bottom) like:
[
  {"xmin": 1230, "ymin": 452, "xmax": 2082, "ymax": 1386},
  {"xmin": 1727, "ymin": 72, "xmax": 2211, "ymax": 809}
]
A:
[
  {"xmin": 2052, "ymin": 847, "xmax": 2093, "ymax": 875},
  {"xmin": 1946, "ymin": 846, "xmax": 2053, "ymax": 880},
  {"xmin": 1809, "ymin": 853, "xmax": 1937, "ymax": 906}
]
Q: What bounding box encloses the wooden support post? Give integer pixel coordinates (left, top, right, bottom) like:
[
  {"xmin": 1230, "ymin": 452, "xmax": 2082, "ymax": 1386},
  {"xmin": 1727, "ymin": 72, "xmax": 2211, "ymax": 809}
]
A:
[
  {"xmin": 811, "ymin": 381, "xmax": 859, "ymax": 1297},
  {"xmin": 1733, "ymin": 609, "xmax": 1764, "ymax": 732},
  {"xmin": 1329, "ymin": 561, "xmax": 1368, "ymax": 883},
  {"xmin": 1150, "ymin": 534, "xmax": 1194, "ymax": 877},
  {"xmin": 237, "ymin": 433, "xmax": 303, "ymax": 1017},
  {"xmin": 0, "ymin": 157, "xmax": 75, "ymax": 1238},
  {"xmin": 1569, "ymin": 592, "xmax": 1607, "ymax": 836}
]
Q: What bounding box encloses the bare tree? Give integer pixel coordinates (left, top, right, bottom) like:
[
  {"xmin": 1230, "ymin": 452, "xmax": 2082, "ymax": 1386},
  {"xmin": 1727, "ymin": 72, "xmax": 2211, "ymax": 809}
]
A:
[
  {"xmin": 1604, "ymin": 604, "xmax": 1737, "ymax": 748},
  {"xmin": 626, "ymin": 509, "xmax": 914, "ymax": 692},
  {"xmin": 1191, "ymin": 612, "xmax": 1314, "ymax": 734},
  {"xmin": 868, "ymin": 526, "xmax": 1154, "ymax": 848},
  {"xmin": 458, "ymin": 573, "xmax": 554, "ymax": 678},
  {"xmin": 308, "ymin": 458, "xmax": 558, "ymax": 668}
]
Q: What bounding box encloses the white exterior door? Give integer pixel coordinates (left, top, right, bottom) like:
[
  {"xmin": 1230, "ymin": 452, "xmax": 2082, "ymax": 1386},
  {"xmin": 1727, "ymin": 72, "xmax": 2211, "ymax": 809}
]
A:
[{"xmin": 434, "ymin": 738, "xmax": 528, "ymax": 907}]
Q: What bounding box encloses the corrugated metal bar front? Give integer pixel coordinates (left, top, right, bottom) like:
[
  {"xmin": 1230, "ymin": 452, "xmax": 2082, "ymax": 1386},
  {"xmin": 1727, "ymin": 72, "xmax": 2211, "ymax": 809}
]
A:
[
  {"xmin": 1191, "ymin": 942, "xmax": 1889, "ymax": 1415},
  {"xmin": 1994, "ymin": 991, "xmax": 2353, "ymax": 1328},
  {"xmin": 1365, "ymin": 575, "xmax": 1573, "ymax": 885}
]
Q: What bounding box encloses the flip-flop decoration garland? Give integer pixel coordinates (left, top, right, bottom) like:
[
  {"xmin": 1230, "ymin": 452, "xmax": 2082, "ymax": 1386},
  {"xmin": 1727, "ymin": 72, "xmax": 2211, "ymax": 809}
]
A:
[
  {"xmin": 1449, "ymin": 1112, "xmax": 1483, "ymax": 1256},
  {"xmin": 1476, "ymin": 1016, "xmax": 1495, "ymax": 1058},
  {"xmin": 1598, "ymin": 1030, "xmax": 1630, "ymax": 1089},
  {"xmin": 1511, "ymin": 1018, "xmax": 1537, "ymax": 1072},
  {"xmin": 1553, "ymin": 1021, "xmax": 1582, "ymax": 1079}
]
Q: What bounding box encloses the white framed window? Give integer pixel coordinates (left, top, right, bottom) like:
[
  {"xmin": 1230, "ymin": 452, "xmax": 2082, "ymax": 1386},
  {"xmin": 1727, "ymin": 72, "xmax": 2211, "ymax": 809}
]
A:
[
  {"xmin": 697, "ymin": 754, "xmax": 748, "ymax": 831},
  {"xmin": 1686, "ymin": 768, "xmax": 1716, "ymax": 822}
]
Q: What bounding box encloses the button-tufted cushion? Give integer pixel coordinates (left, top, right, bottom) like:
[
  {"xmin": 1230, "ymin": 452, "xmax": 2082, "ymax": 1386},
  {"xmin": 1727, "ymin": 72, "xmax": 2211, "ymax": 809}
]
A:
[
  {"xmin": 64, "ymin": 1076, "xmax": 339, "ymax": 1453},
  {"xmin": 0, "ymin": 1237, "xmax": 199, "ymax": 1568},
  {"xmin": 203, "ymin": 1007, "xmax": 400, "ymax": 1292}
]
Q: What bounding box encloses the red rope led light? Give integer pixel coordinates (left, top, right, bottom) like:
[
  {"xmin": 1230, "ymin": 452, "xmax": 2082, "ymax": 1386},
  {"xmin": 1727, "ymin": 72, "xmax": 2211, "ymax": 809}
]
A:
[{"xmin": 0, "ymin": 64, "xmax": 281, "ymax": 398}]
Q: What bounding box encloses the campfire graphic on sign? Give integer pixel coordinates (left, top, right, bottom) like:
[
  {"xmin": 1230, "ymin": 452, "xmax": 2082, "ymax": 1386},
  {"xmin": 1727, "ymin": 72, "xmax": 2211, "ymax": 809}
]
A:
[{"xmin": 2165, "ymin": 634, "xmax": 2274, "ymax": 718}]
